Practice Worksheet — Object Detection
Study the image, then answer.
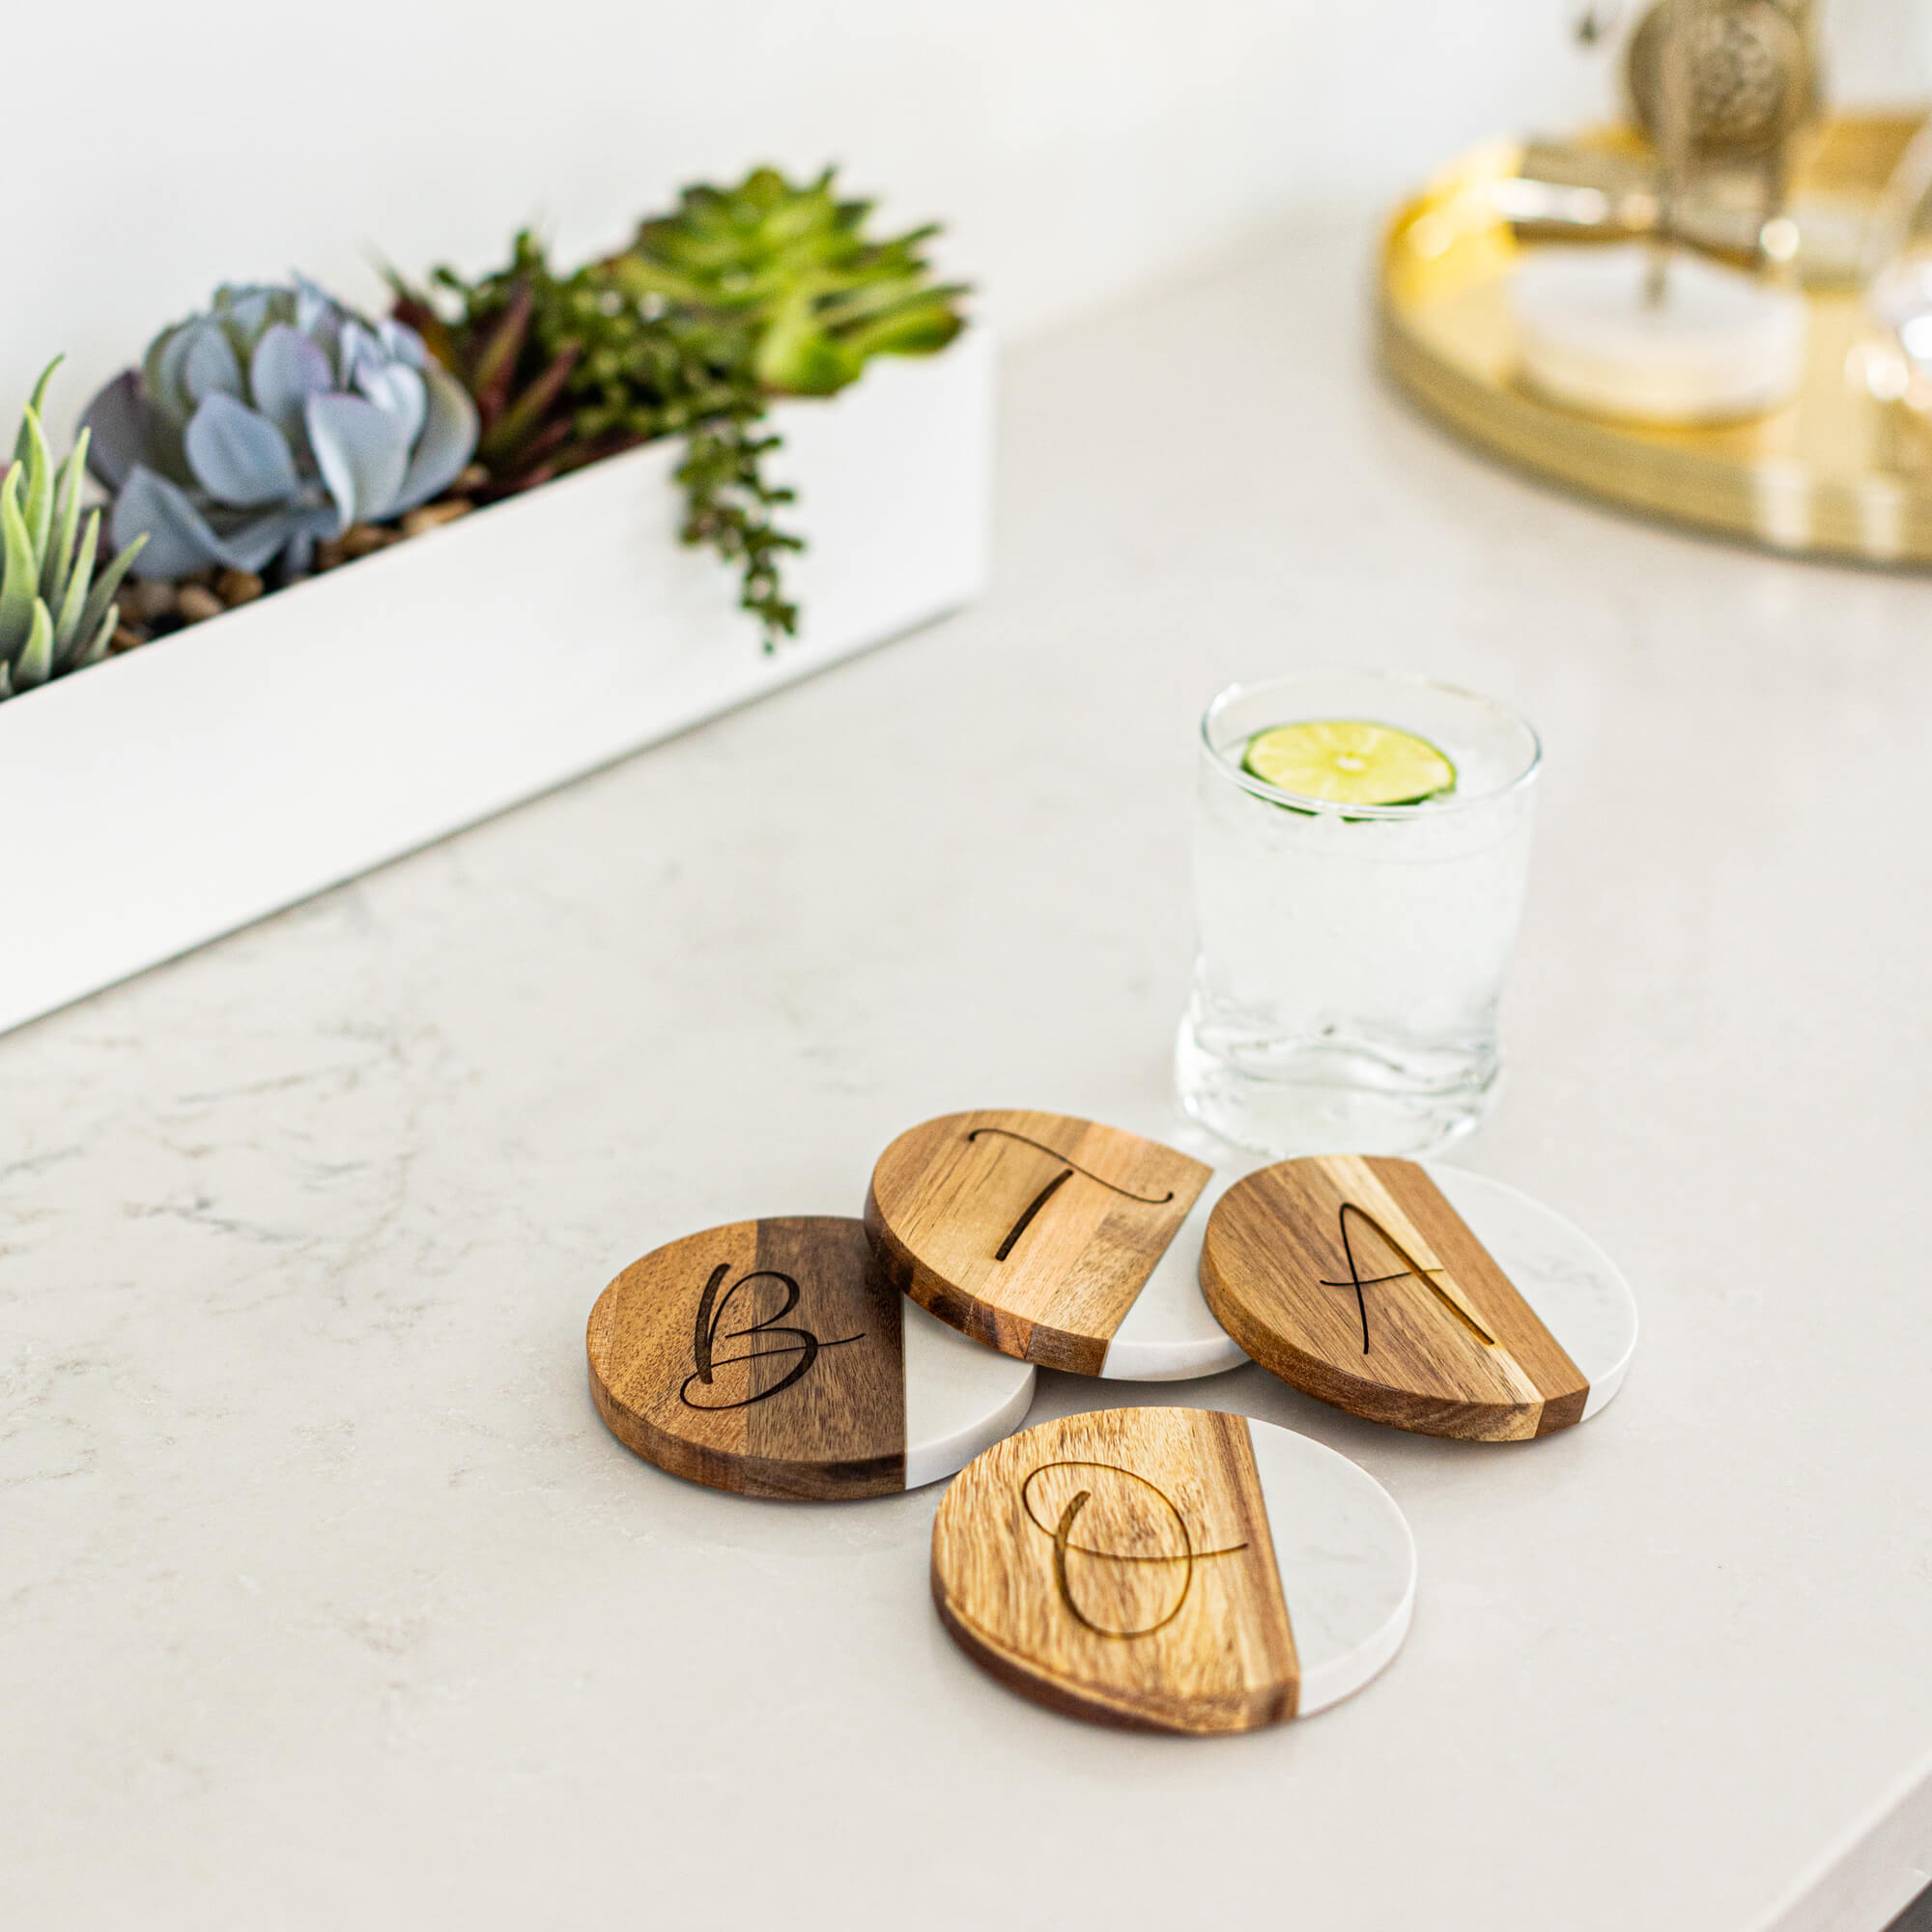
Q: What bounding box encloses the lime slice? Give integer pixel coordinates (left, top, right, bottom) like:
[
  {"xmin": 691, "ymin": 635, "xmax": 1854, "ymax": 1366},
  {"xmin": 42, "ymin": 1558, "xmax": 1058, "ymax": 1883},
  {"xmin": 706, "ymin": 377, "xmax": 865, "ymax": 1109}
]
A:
[{"xmin": 1241, "ymin": 719, "xmax": 1456, "ymax": 807}]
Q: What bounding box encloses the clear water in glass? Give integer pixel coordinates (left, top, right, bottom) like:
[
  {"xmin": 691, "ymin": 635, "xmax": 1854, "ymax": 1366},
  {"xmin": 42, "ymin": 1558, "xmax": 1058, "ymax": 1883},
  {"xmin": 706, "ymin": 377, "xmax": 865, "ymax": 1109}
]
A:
[{"xmin": 1176, "ymin": 672, "xmax": 1541, "ymax": 1156}]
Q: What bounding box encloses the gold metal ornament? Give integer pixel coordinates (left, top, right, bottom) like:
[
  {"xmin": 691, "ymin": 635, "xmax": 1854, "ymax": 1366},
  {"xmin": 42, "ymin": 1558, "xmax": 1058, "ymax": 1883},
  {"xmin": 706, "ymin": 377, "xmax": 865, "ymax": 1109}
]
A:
[{"xmin": 1626, "ymin": 0, "xmax": 1813, "ymax": 161}]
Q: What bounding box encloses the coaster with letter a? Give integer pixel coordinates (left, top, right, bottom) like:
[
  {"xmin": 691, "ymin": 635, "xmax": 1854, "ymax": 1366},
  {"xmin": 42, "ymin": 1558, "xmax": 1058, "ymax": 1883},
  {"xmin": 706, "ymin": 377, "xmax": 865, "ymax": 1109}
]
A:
[
  {"xmin": 1201, "ymin": 1157, "xmax": 1639, "ymax": 1442},
  {"xmin": 865, "ymin": 1110, "xmax": 1248, "ymax": 1379},
  {"xmin": 930, "ymin": 1406, "xmax": 1415, "ymax": 1734},
  {"xmin": 587, "ymin": 1216, "xmax": 1036, "ymax": 1500}
]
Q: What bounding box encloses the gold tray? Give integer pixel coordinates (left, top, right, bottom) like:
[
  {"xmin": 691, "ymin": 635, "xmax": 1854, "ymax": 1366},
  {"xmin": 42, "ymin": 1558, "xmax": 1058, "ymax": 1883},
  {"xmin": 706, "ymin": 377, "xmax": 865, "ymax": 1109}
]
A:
[{"xmin": 1378, "ymin": 115, "xmax": 1932, "ymax": 565}]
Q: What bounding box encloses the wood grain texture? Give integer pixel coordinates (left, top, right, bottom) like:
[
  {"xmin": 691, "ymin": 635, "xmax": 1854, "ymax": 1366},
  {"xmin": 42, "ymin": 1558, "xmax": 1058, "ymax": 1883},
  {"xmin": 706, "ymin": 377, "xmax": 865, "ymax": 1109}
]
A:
[
  {"xmin": 865, "ymin": 1111, "xmax": 1211, "ymax": 1375},
  {"xmin": 1200, "ymin": 1156, "xmax": 1588, "ymax": 1441},
  {"xmin": 930, "ymin": 1406, "xmax": 1298, "ymax": 1734},
  {"xmin": 587, "ymin": 1216, "xmax": 906, "ymax": 1498}
]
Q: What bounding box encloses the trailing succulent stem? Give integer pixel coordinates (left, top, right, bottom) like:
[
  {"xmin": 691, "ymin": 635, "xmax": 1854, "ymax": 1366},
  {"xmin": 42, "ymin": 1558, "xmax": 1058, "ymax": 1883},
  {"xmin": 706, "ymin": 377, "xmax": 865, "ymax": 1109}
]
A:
[
  {"xmin": 677, "ymin": 415, "xmax": 802, "ymax": 641},
  {"xmin": 0, "ymin": 359, "xmax": 147, "ymax": 703},
  {"xmin": 395, "ymin": 166, "xmax": 967, "ymax": 649},
  {"xmin": 393, "ymin": 232, "xmax": 802, "ymax": 646}
]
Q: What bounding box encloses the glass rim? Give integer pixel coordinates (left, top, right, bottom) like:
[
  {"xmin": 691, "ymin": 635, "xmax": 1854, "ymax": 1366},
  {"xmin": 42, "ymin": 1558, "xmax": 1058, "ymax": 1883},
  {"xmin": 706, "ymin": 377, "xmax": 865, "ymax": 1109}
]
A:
[{"xmin": 1199, "ymin": 671, "xmax": 1543, "ymax": 820}]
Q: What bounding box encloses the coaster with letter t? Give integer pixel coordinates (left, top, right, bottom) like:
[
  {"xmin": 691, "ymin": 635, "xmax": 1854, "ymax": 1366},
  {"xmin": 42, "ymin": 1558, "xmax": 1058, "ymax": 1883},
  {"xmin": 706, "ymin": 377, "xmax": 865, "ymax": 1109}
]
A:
[
  {"xmin": 587, "ymin": 1216, "xmax": 1035, "ymax": 1500},
  {"xmin": 930, "ymin": 1406, "xmax": 1415, "ymax": 1734},
  {"xmin": 1201, "ymin": 1157, "xmax": 1638, "ymax": 1442},
  {"xmin": 866, "ymin": 1110, "xmax": 1247, "ymax": 1379}
]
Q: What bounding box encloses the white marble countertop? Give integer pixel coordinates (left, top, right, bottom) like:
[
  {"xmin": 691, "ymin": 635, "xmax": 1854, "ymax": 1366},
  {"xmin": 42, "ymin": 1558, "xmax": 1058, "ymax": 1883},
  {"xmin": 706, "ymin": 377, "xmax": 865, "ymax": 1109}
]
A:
[{"xmin": 10, "ymin": 217, "xmax": 1932, "ymax": 1931}]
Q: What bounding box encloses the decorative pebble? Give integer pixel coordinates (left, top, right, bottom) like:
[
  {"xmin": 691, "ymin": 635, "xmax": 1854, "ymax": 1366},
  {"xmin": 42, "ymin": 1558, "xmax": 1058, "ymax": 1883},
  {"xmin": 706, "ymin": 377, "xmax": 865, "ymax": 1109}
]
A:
[
  {"xmin": 340, "ymin": 524, "xmax": 395, "ymax": 559},
  {"xmin": 215, "ymin": 570, "xmax": 264, "ymax": 608},
  {"xmin": 400, "ymin": 500, "xmax": 472, "ymax": 537},
  {"xmin": 131, "ymin": 580, "xmax": 178, "ymax": 622},
  {"xmin": 175, "ymin": 585, "xmax": 225, "ymax": 624},
  {"xmin": 109, "ymin": 625, "xmax": 148, "ymax": 654}
]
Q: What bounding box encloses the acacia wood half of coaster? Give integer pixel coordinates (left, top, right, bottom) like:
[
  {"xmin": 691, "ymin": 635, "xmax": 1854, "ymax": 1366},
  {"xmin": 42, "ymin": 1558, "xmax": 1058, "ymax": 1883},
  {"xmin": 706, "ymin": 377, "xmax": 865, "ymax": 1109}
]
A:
[
  {"xmin": 588, "ymin": 1216, "xmax": 1036, "ymax": 1500},
  {"xmin": 866, "ymin": 1111, "xmax": 1214, "ymax": 1377},
  {"xmin": 1201, "ymin": 1155, "xmax": 1635, "ymax": 1442},
  {"xmin": 931, "ymin": 1406, "xmax": 1415, "ymax": 1734}
]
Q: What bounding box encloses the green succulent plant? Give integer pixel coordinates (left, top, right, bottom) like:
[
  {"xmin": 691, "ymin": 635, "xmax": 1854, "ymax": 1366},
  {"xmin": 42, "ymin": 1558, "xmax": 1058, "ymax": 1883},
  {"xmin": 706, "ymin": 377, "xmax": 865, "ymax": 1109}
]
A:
[
  {"xmin": 394, "ymin": 233, "xmax": 802, "ymax": 642},
  {"xmin": 390, "ymin": 251, "xmax": 582, "ymax": 501},
  {"xmin": 393, "ymin": 167, "xmax": 968, "ymax": 648},
  {"xmin": 388, "ymin": 233, "xmax": 755, "ymax": 498},
  {"xmin": 1, "ymin": 359, "xmax": 146, "ymax": 701},
  {"xmin": 616, "ymin": 166, "xmax": 969, "ymax": 395}
]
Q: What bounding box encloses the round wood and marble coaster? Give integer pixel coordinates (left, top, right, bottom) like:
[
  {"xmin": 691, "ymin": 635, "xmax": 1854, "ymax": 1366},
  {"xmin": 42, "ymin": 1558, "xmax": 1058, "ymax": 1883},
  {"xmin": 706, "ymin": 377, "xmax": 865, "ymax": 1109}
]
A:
[
  {"xmin": 1201, "ymin": 1156, "xmax": 1639, "ymax": 1442},
  {"xmin": 865, "ymin": 1110, "xmax": 1250, "ymax": 1380},
  {"xmin": 930, "ymin": 1406, "xmax": 1415, "ymax": 1734},
  {"xmin": 587, "ymin": 1216, "xmax": 1036, "ymax": 1500}
]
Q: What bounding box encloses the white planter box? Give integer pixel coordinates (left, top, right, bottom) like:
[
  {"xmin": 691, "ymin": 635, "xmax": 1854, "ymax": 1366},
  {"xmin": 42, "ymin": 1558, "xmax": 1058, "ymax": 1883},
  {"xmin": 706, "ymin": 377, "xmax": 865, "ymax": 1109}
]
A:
[{"xmin": 0, "ymin": 331, "xmax": 994, "ymax": 1037}]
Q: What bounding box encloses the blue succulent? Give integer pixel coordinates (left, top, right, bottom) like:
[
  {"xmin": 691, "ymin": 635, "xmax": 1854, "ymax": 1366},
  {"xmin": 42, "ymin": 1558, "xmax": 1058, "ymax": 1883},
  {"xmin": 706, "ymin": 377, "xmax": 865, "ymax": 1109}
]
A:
[{"xmin": 84, "ymin": 279, "xmax": 478, "ymax": 580}]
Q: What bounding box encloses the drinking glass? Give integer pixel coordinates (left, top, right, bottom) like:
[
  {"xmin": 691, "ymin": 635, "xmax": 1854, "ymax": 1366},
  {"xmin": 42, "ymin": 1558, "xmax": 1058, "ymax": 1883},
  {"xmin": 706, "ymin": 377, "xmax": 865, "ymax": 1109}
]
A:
[{"xmin": 1176, "ymin": 671, "xmax": 1541, "ymax": 1156}]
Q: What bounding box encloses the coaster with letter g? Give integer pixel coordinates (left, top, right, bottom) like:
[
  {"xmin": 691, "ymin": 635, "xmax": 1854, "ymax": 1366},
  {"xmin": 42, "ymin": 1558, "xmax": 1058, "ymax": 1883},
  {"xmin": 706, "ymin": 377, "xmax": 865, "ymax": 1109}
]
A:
[
  {"xmin": 1201, "ymin": 1157, "xmax": 1639, "ymax": 1442},
  {"xmin": 587, "ymin": 1216, "xmax": 1036, "ymax": 1500},
  {"xmin": 930, "ymin": 1406, "xmax": 1416, "ymax": 1734},
  {"xmin": 865, "ymin": 1110, "xmax": 1248, "ymax": 1379}
]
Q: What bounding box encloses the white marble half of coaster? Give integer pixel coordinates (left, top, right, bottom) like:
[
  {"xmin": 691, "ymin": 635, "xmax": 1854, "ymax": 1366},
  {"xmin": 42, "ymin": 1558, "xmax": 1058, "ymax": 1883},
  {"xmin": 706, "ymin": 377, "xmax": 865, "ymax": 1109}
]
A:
[
  {"xmin": 902, "ymin": 1298, "xmax": 1039, "ymax": 1490},
  {"xmin": 1425, "ymin": 1164, "xmax": 1638, "ymax": 1422},
  {"xmin": 1249, "ymin": 1419, "xmax": 1417, "ymax": 1715},
  {"xmin": 1103, "ymin": 1167, "xmax": 1251, "ymax": 1380}
]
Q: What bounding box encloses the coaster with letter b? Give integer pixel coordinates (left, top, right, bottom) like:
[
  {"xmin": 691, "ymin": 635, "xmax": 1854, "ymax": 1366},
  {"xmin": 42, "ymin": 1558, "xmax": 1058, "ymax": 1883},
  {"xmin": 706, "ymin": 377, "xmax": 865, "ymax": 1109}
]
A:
[
  {"xmin": 866, "ymin": 1110, "xmax": 1248, "ymax": 1379},
  {"xmin": 587, "ymin": 1216, "xmax": 1035, "ymax": 1500},
  {"xmin": 930, "ymin": 1406, "xmax": 1415, "ymax": 1734},
  {"xmin": 1201, "ymin": 1157, "xmax": 1638, "ymax": 1442}
]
